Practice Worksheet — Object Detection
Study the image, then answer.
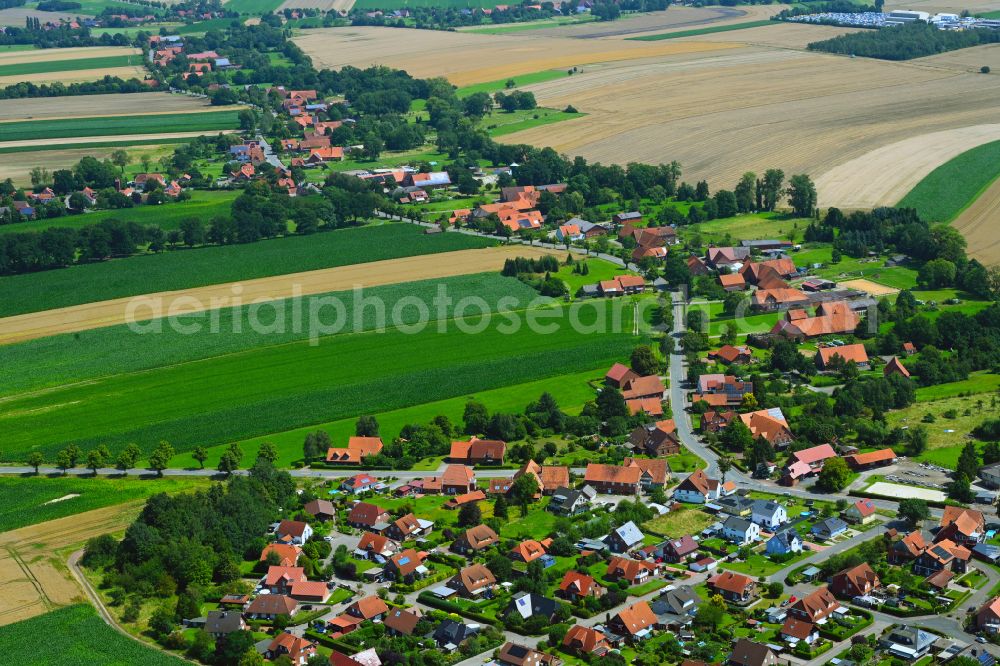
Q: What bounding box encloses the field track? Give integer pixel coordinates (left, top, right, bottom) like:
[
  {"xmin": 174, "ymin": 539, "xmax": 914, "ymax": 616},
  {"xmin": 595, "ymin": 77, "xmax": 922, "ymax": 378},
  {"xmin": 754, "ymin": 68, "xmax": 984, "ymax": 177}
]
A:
[
  {"xmin": 0, "ymin": 502, "xmax": 143, "ymax": 626},
  {"xmin": 814, "ymin": 123, "xmax": 1000, "ymax": 210},
  {"xmin": 953, "ymin": 176, "xmax": 1000, "ymax": 265},
  {"xmin": 0, "ymin": 245, "xmax": 556, "ymax": 345}
]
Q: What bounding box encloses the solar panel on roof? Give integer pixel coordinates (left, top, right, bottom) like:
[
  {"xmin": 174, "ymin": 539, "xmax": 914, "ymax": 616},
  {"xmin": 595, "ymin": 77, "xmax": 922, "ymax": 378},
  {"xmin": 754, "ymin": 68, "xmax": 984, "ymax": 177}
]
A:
[{"xmin": 398, "ymin": 556, "xmax": 410, "ymax": 565}]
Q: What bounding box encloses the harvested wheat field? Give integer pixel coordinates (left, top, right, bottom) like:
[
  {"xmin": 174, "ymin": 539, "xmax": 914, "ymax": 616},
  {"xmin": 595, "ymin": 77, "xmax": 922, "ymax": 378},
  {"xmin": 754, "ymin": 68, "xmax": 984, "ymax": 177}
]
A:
[
  {"xmin": 840, "ymin": 279, "xmax": 900, "ymax": 297},
  {"xmin": 815, "ymin": 124, "xmax": 1000, "ymax": 210},
  {"xmin": 886, "ymin": 0, "xmax": 1000, "ymax": 14},
  {"xmin": 953, "ymin": 176, "xmax": 1000, "ymax": 265},
  {"xmin": 0, "ymin": 7, "xmax": 83, "ymax": 26},
  {"xmin": 0, "ymin": 66, "xmax": 145, "ymax": 88},
  {"xmin": 280, "ymin": 0, "xmax": 352, "ymax": 10},
  {"xmin": 0, "ymin": 144, "xmax": 179, "ymax": 186},
  {"xmin": 0, "ymin": 502, "xmax": 143, "ymax": 625},
  {"xmin": 672, "ymin": 21, "xmax": 860, "ymax": 49},
  {"xmin": 294, "ymin": 26, "xmax": 738, "ymax": 86},
  {"xmin": 0, "ymin": 245, "xmax": 558, "ymax": 344},
  {"xmin": 0, "ymin": 46, "xmax": 137, "ymax": 66},
  {"xmin": 0, "ymin": 93, "xmax": 214, "ymax": 123},
  {"xmin": 500, "ymin": 39, "xmax": 1000, "ymax": 188},
  {"xmin": 915, "ymin": 43, "xmax": 1000, "ymax": 73}
]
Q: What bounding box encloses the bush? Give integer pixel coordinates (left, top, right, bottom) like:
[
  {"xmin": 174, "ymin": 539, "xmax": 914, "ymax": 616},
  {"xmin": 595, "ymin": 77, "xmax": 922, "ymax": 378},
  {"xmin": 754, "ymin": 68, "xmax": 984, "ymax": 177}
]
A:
[{"xmin": 983, "ymin": 66, "xmax": 992, "ymax": 73}]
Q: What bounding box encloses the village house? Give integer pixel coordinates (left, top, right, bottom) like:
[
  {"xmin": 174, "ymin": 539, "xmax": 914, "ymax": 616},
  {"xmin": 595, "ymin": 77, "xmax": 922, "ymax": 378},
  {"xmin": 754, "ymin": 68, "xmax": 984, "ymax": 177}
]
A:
[
  {"xmin": 750, "ymin": 500, "xmax": 787, "ymax": 529},
  {"xmin": 326, "ymin": 436, "xmax": 384, "ymax": 464},
  {"xmin": 265, "ymin": 565, "xmax": 306, "ymax": 595},
  {"xmin": 498, "ymin": 642, "xmax": 558, "ymax": 666},
  {"xmin": 341, "ymin": 473, "xmax": 380, "ymax": 494},
  {"xmin": 439, "ymin": 464, "xmax": 477, "ymax": 495},
  {"xmin": 843, "ymin": 498, "xmax": 878, "ymax": 524},
  {"xmin": 693, "ymin": 374, "xmax": 753, "ymax": 408},
  {"xmin": 609, "ymin": 600, "xmax": 658, "ymax": 643},
  {"xmin": 384, "ymin": 513, "xmax": 429, "ymax": 542},
  {"xmin": 780, "ymin": 616, "xmax": 819, "ymax": 646},
  {"xmin": 347, "ymin": 502, "xmax": 389, "ymax": 530},
  {"xmin": 384, "ymin": 608, "xmax": 422, "ymax": 637},
  {"xmin": 788, "ymin": 586, "xmax": 840, "ymax": 624},
  {"xmin": 719, "ymin": 273, "xmax": 746, "ymax": 292},
  {"xmin": 584, "ymin": 463, "xmax": 641, "ymax": 495},
  {"xmin": 708, "ymin": 345, "xmax": 753, "ymax": 365},
  {"xmin": 816, "ymin": 343, "xmax": 870, "ymax": 370},
  {"xmin": 444, "ymin": 490, "xmax": 487, "ymax": 509},
  {"xmin": 563, "ymin": 625, "xmax": 610, "ymax": 656},
  {"xmin": 344, "ymin": 595, "xmax": 389, "ymax": 623},
  {"xmin": 889, "ymin": 531, "xmax": 928, "ymax": 565},
  {"xmin": 650, "ymin": 586, "xmax": 701, "ymax": 629},
  {"xmin": 452, "ymin": 524, "xmax": 499, "ymax": 555},
  {"xmin": 605, "ymin": 363, "xmax": 639, "ymax": 388},
  {"xmin": 276, "ymin": 520, "xmax": 312, "ymax": 545},
  {"xmin": 937, "ymin": 506, "xmax": 986, "ymax": 546},
  {"xmin": 620, "ymin": 375, "xmax": 665, "ymax": 401},
  {"xmin": 356, "ymin": 531, "xmax": 398, "ymax": 562},
  {"xmin": 548, "ymin": 486, "xmax": 594, "ymax": 516},
  {"xmin": 884, "ymin": 356, "xmax": 911, "ymax": 378},
  {"xmin": 558, "ymin": 571, "xmax": 605, "ymax": 601},
  {"xmin": 845, "ymin": 449, "xmax": 896, "ymax": 471},
  {"xmin": 977, "ymin": 596, "xmax": 1000, "ymax": 633},
  {"xmin": 204, "ymin": 610, "xmax": 246, "ymax": 638},
  {"xmin": 913, "ymin": 538, "xmax": 971, "ymax": 576},
  {"xmin": 766, "ymin": 530, "xmax": 802, "ymax": 556},
  {"xmin": 783, "ymin": 443, "xmax": 836, "ymax": 485},
  {"xmin": 705, "ymin": 246, "xmax": 750, "ymax": 271},
  {"xmin": 622, "ymin": 457, "xmax": 670, "ymax": 490},
  {"xmin": 613, "ymin": 211, "xmax": 643, "ymax": 226},
  {"xmin": 708, "ymin": 571, "xmax": 756, "ymax": 603},
  {"xmin": 433, "ymin": 618, "xmax": 478, "ymax": 651},
  {"xmin": 811, "ymin": 517, "xmax": 848, "ymax": 541},
  {"xmin": 701, "ymin": 409, "xmax": 737, "ymax": 434},
  {"xmin": 260, "ymin": 543, "xmax": 301, "ymax": 567},
  {"xmin": 728, "ymin": 639, "xmax": 779, "ymax": 666},
  {"xmin": 510, "ymin": 538, "xmax": 551, "ymax": 564},
  {"xmin": 449, "ymin": 437, "xmax": 506, "ymax": 465},
  {"xmin": 674, "ymin": 469, "xmax": 733, "ymax": 504},
  {"xmin": 448, "ymin": 563, "xmax": 497, "ymax": 598},
  {"xmin": 265, "ymin": 632, "xmax": 317, "ymax": 665},
  {"xmin": 662, "ymin": 535, "xmax": 699, "ymax": 563},
  {"xmin": 511, "ymin": 460, "xmax": 570, "ymax": 495},
  {"xmin": 722, "ymin": 516, "xmax": 760, "ymax": 545},
  {"xmin": 245, "ymin": 594, "xmax": 298, "ymax": 620},
  {"xmin": 303, "ymin": 499, "xmax": 335, "ymax": 522},
  {"xmin": 605, "ymin": 521, "xmax": 646, "ymax": 553},
  {"xmin": 739, "ymin": 408, "xmax": 794, "ymax": 449},
  {"xmin": 383, "ymin": 548, "xmax": 429, "ymax": 582},
  {"xmin": 751, "ymin": 288, "xmax": 810, "ymax": 312},
  {"xmin": 831, "ymin": 562, "xmax": 880, "ymax": 599},
  {"xmin": 289, "ymin": 580, "xmax": 331, "ymax": 603},
  {"xmin": 772, "ymin": 301, "xmax": 861, "ymax": 339},
  {"xmin": 506, "ymin": 592, "xmax": 561, "ymax": 623}
]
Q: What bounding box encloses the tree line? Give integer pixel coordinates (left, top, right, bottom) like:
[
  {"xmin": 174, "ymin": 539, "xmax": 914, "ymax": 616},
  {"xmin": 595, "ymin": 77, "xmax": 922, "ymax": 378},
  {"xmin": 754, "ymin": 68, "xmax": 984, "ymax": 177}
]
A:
[{"xmin": 809, "ymin": 22, "xmax": 1000, "ymax": 60}]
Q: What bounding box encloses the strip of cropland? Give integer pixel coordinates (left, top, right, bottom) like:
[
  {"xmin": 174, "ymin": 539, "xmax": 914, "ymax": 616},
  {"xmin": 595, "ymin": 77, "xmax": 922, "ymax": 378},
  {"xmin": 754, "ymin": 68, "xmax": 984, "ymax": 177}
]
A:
[
  {"xmin": 627, "ymin": 19, "xmax": 774, "ymax": 40},
  {"xmin": 0, "ymin": 111, "xmax": 241, "ymax": 143},
  {"xmin": 0, "ymin": 298, "xmax": 639, "ymax": 460},
  {"xmin": 0, "ymin": 224, "xmax": 496, "ymax": 317},
  {"xmin": 897, "ymin": 139, "xmax": 1000, "ymax": 222},
  {"xmin": 0, "ymin": 244, "xmax": 552, "ymax": 344},
  {"xmin": 0, "ymin": 54, "xmax": 140, "ymax": 77}
]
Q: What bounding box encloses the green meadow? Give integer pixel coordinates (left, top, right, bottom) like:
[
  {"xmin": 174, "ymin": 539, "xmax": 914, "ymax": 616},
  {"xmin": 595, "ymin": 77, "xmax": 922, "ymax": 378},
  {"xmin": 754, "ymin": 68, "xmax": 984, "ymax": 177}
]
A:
[
  {"xmin": 486, "ymin": 108, "xmax": 583, "ymax": 137},
  {"xmin": 897, "ymin": 139, "xmax": 1000, "ymax": 222},
  {"xmin": 456, "ymin": 69, "xmax": 569, "ymax": 98},
  {"xmin": 0, "ymin": 224, "xmax": 495, "ymax": 317},
  {"xmin": 628, "ymin": 19, "xmax": 774, "ymax": 40},
  {"xmin": 0, "ymin": 54, "xmax": 140, "ymax": 77},
  {"xmin": 0, "ymin": 110, "xmax": 241, "ymax": 143},
  {"xmin": 0, "ymin": 299, "xmax": 640, "ymax": 460}
]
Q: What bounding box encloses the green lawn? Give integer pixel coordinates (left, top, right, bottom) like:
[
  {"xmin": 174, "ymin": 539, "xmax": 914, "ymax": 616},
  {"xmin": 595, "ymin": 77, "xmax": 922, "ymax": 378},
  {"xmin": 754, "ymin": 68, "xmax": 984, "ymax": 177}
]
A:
[
  {"xmin": 552, "ymin": 257, "xmax": 631, "ymax": 294},
  {"xmin": 486, "ymin": 108, "xmax": 583, "ymax": 137},
  {"xmin": 456, "ymin": 69, "xmax": 569, "ymax": 98},
  {"xmin": 897, "ymin": 140, "xmax": 1000, "ymax": 222},
  {"xmin": 887, "ymin": 392, "xmax": 998, "ymax": 463},
  {"xmin": 0, "ymin": 136, "xmax": 192, "ymax": 155},
  {"xmin": 0, "ymin": 190, "xmax": 238, "ymax": 237},
  {"xmin": 0, "ymin": 605, "xmax": 187, "ymax": 666},
  {"xmin": 0, "ymin": 54, "xmax": 141, "ymax": 77},
  {"xmin": 463, "ymin": 15, "xmax": 597, "ymax": 34},
  {"xmin": 0, "ymin": 111, "xmax": 241, "ymax": 143},
  {"xmin": 643, "ymin": 506, "xmax": 715, "ymax": 538},
  {"xmin": 0, "ymin": 475, "xmax": 210, "ymax": 532},
  {"xmin": 2, "ymin": 301, "xmax": 639, "ymax": 460},
  {"xmin": 175, "ymin": 17, "xmax": 240, "ymax": 34},
  {"xmin": 0, "ymin": 224, "xmax": 495, "ymax": 317},
  {"xmin": 500, "ymin": 501, "xmax": 558, "ymax": 540},
  {"xmin": 915, "ymin": 372, "xmax": 1000, "ymax": 401},
  {"xmin": 687, "ymin": 212, "xmax": 811, "ymax": 244},
  {"xmin": 224, "ymin": 0, "xmax": 284, "ymax": 13},
  {"xmin": 628, "ymin": 19, "xmax": 775, "ymax": 40}
]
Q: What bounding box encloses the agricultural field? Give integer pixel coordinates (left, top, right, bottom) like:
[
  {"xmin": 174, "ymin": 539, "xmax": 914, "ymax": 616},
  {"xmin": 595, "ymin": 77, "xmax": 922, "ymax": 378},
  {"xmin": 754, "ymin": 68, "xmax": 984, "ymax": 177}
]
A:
[
  {"xmin": 0, "ymin": 223, "xmax": 496, "ymax": 318},
  {"xmin": 896, "ymin": 139, "xmax": 1000, "ymax": 221},
  {"xmin": 0, "ymin": 298, "xmax": 640, "ymax": 460},
  {"xmin": 0, "ymin": 54, "xmax": 141, "ymax": 78},
  {"xmin": 0, "ymin": 604, "xmax": 188, "ymax": 663},
  {"xmin": 0, "ymin": 476, "xmax": 209, "ymax": 533},
  {"xmin": 629, "ymin": 19, "xmax": 775, "ymax": 41},
  {"xmin": 0, "ymin": 244, "xmax": 549, "ymax": 344},
  {"xmin": 0, "ymin": 190, "xmax": 238, "ymax": 237},
  {"xmin": 0, "ymin": 142, "xmax": 178, "ymax": 187},
  {"xmin": 0, "ymin": 7, "xmax": 80, "ymax": 27},
  {"xmin": 0, "ymin": 110, "xmax": 242, "ymax": 143},
  {"xmin": 224, "ymin": 0, "xmax": 284, "ymax": 13},
  {"xmin": 0, "ymin": 46, "xmax": 145, "ymax": 86},
  {"xmin": 954, "ymin": 176, "xmax": 1000, "ymax": 264},
  {"xmin": 0, "ymin": 92, "xmax": 217, "ymax": 122},
  {"xmin": 685, "ymin": 212, "xmax": 810, "ymax": 244}
]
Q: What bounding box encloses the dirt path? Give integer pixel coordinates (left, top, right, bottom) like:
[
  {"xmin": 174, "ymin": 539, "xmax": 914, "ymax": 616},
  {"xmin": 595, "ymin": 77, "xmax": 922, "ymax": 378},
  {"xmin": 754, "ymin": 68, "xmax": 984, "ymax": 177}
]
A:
[
  {"xmin": 0, "ymin": 502, "xmax": 144, "ymax": 626},
  {"xmin": 953, "ymin": 175, "xmax": 1000, "ymax": 265},
  {"xmin": 0, "ymin": 245, "xmax": 557, "ymax": 345},
  {"xmin": 815, "ymin": 123, "xmax": 1000, "ymax": 209}
]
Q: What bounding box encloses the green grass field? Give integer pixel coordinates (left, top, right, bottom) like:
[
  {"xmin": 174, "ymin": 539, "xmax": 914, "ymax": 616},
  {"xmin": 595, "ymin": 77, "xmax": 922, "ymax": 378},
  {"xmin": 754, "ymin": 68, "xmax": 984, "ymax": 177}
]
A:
[
  {"xmin": 0, "ymin": 190, "xmax": 238, "ymax": 237},
  {"xmin": 0, "ymin": 137, "xmax": 190, "ymax": 155},
  {"xmin": 463, "ymin": 15, "xmax": 597, "ymax": 34},
  {"xmin": 0, "ymin": 475, "xmax": 209, "ymax": 532},
  {"xmin": 456, "ymin": 69, "xmax": 569, "ymax": 98},
  {"xmin": 486, "ymin": 108, "xmax": 583, "ymax": 137},
  {"xmin": 628, "ymin": 19, "xmax": 774, "ymax": 41},
  {"xmin": 0, "ymin": 110, "xmax": 241, "ymax": 143},
  {"xmin": 224, "ymin": 0, "xmax": 284, "ymax": 14},
  {"xmin": 0, "ymin": 54, "xmax": 140, "ymax": 77},
  {"xmin": 915, "ymin": 372, "xmax": 1000, "ymax": 401},
  {"xmin": 175, "ymin": 17, "xmax": 240, "ymax": 34},
  {"xmin": 353, "ymin": 0, "xmax": 508, "ymax": 8},
  {"xmin": 897, "ymin": 140, "xmax": 1000, "ymax": 222},
  {"xmin": 0, "ymin": 273, "xmax": 538, "ymax": 395},
  {"xmin": 0, "ymin": 224, "xmax": 495, "ymax": 317},
  {"xmin": 181, "ymin": 366, "xmax": 606, "ymax": 468},
  {"xmin": 1, "ymin": 300, "xmax": 640, "ymax": 460},
  {"xmin": 0, "ymin": 605, "xmax": 187, "ymax": 666},
  {"xmin": 687, "ymin": 212, "xmax": 810, "ymax": 244}
]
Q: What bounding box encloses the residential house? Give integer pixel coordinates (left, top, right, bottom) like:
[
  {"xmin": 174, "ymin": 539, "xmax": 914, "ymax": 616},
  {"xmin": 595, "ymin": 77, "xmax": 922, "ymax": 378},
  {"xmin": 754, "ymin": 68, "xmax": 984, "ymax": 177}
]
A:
[
  {"xmin": 980, "ymin": 462, "xmax": 1000, "ymax": 489},
  {"xmin": 449, "ymin": 564, "xmax": 497, "ymax": 598},
  {"xmin": 558, "ymin": 571, "xmax": 605, "ymax": 601},
  {"xmin": 384, "ymin": 513, "xmax": 428, "ymax": 542},
  {"xmin": 621, "ymin": 375, "xmax": 665, "ymax": 400},
  {"xmin": 289, "ymin": 580, "xmax": 330, "ymax": 603},
  {"xmin": 402, "ymin": 172, "xmax": 451, "ymax": 189},
  {"xmin": 452, "ymin": 525, "xmax": 499, "ymax": 555},
  {"xmin": 584, "ymin": 463, "xmax": 641, "ymax": 495},
  {"xmin": 356, "ymin": 532, "xmax": 398, "ymax": 562},
  {"xmin": 750, "ymin": 500, "xmax": 787, "ymax": 529},
  {"xmin": 383, "ymin": 548, "xmax": 428, "ymax": 582},
  {"xmin": 510, "ymin": 539, "xmax": 550, "ymax": 563},
  {"xmin": 609, "ymin": 601, "xmax": 658, "ymax": 642},
  {"xmin": 260, "ymin": 543, "xmax": 302, "ymax": 567},
  {"xmin": 548, "ymin": 486, "xmax": 593, "ymax": 516},
  {"xmin": 706, "ymin": 246, "xmax": 750, "ymax": 271},
  {"xmin": 622, "ymin": 457, "xmax": 669, "ymax": 490},
  {"xmin": 613, "ymin": 211, "xmax": 643, "ymax": 226},
  {"xmin": 245, "ymin": 594, "xmax": 298, "ymax": 620},
  {"xmin": 831, "ymin": 563, "xmax": 880, "ymax": 599},
  {"xmin": 605, "ymin": 363, "xmax": 639, "ymax": 388},
  {"xmin": 265, "ymin": 633, "xmax": 316, "ymax": 665},
  {"xmin": 303, "ymin": 499, "xmax": 336, "ymax": 522},
  {"xmin": 265, "ymin": 566, "xmax": 306, "ymax": 595},
  {"xmin": 880, "ymin": 625, "xmax": 937, "ymax": 659},
  {"xmin": 449, "ymin": 437, "xmax": 506, "ymax": 465},
  {"xmin": 444, "ymin": 490, "xmax": 487, "ymax": 509},
  {"xmin": 440, "ymin": 464, "xmax": 476, "ymax": 495},
  {"xmin": 708, "ymin": 345, "xmax": 753, "ymax": 365},
  {"xmin": 739, "ymin": 408, "xmax": 794, "ymax": 449},
  {"xmin": 606, "ymin": 556, "xmax": 660, "ymax": 585},
  {"xmin": 347, "ymin": 502, "xmax": 389, "ymax": 530},
  {"xmin": 507, "ymin": 592, "xmax": 561, "ymax": 622},
  {"xmin": 914, "ymin": 539, "xmax": 971, "ymax": 576},
  {"xmin": 708, "ymin": 571, "xmax": 756, "ymax": 603},
  {"xmin": 497, "ymin": 642, "xmax": 558, "ymax": 666},
  {"xmin": 717, "ymin": 495, "xmax": 753, "ymax": 517},
  {"xmin": 719, "ymin": 273, "xmax": 746, "ymax": 292},
  {"xmin": 384, "ymin": 608, "xmax": 422, "ymax": 636},
  {"xmin": 845, "ymin": 450, "xmax": 896, "ymax": 471},
  {"xmin": 627, "ymin": 397, "xmax": 664, "ymax": 417},
  {"xmin": 650, "ymin": 586, "xmax": 701, "ymax": 629},
  {"xmin": 816, "ymin": 343, "xmax": 870, "ymax": 370},
  {"xmin": 938, "ymin": 506, "xmax": 986, "ymax": 546},
  {"xmin": 693, "ymin": 374, "xmax": 753, "ymax": 408},
  {"xmin": 722, "ymin": 517, "xmax": 760, "ymax": 545},
  {"xmin": 674, "ymin": 469, "xmax": 731, "ymax": 504},
  {"xmin": 605, "ymin": 521, "xmax": 645, "ymax": 553},
  {"xmin": 433, "ymin": 619, "xmax": 478, "ymax": 651},
  {"xmin": 788, "ymin": 586, "xmax": 840, "ymax": 624},
  {"xmin": 811, "ymin": 517, "xmax": 848, "ymax": 541},
  {"xmin": 728, "ymin": 639, "xmax": 778, "ymax": 666},
  {"xmin": 701, "ymin": 409, "xmax": 737, "ymax": 434},
  {"xmin": 741, "ymin": 258, "xmax": 797, "ymax": 283},
  {"xmin": 205, "ymin": 610, "xmax": 246, "ymax": 637},
  {"xmin": 772, "ymin": 301, "xmax": 861, "ymax": 339},
  {"xmin": 562, "ymin": 625, "xmax": 610, "ymax": 656},
  {"xmin": 344, "ymin": 595, "xmax": 389, "ymax": 622},
  {"xmin": 843, "ymin": 498, "xmax": 878, "ymax": 524},
  {"xmin": 884, "ymin": 356, "xmax": 910, "ymax": 378},
  {"xmin": 903, "ymin": 341, "xmax": 917, "ymax": 355},
  {"xmin": 556, "ymin": 223, "xmax": 584, "ymax": 242},
  {"xmin": 977, "ymin": 596, "xmax": 1000, "ymax": 633},
  {"xmin": 751, "ymin": 288, "xmax": 810, "ymax": 312},
  {"xmin": 688, "ymin": 255, "xmax": 710, "ymax": 276},
  {"xmin": 889, "ymin": 531, "xmax": 928, "ymax": 565},
  {"xmin": 326, "ymin": 436, "xmax": 384, "ymax": 464},
  {"xmin": 788, "ymin": 444, "xmax": 836, "ymax": 476},
  {"xmin": 766, "ymin": 530, "xmax": 802, "ymax": 556},
  {"xmin": 662, "ymin": 535, "xmax": 699, "ymax": 563},
  {"xmin": 341, "ymin": 473, "xmax": 379, "ymax": 494},
  {"xmin": 780, "ymin": 617, "xmax": 818, "ymax": 646},
  {"xmin": 276, "ymin": 520, "xmax": 313, "ymax": 545}
]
